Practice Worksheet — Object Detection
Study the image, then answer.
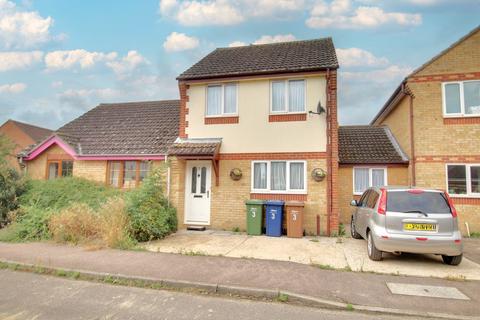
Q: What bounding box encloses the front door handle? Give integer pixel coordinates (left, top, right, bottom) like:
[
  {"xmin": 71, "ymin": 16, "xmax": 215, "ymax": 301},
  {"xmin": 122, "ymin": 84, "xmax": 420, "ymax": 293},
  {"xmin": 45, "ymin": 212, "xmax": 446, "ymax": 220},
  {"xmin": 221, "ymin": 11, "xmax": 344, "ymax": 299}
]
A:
[{"xmin": 194, "ymin": 195, "xmax": 203, "ymax": 198}]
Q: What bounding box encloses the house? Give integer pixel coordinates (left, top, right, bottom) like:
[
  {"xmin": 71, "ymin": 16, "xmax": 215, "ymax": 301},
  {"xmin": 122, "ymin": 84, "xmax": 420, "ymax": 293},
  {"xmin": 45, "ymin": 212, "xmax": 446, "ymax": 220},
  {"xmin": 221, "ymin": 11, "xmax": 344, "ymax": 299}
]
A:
[
  {"xmin": 167, "ymin": 38, "xmax": 340, "ymax": 235},
  {"xmin": 19, "ymin": 100, "xmax": 179, "ymax": 188},
  {"xmin": 371, "ymin": 25, "xmax": 480, "ymax": 233},
  {"xmin": 0, "ymin": 119, "xmax": 52, "ymax": 171},
  {"xmin": 338, "ymin": 125, "xmax": 410, "ymax": 225}
]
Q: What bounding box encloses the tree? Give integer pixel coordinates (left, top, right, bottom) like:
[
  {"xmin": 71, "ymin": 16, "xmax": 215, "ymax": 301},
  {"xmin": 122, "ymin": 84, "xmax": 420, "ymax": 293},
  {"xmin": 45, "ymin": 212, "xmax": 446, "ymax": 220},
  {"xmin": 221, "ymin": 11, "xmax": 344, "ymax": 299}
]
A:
[{"xmin": 0, "ymin": 133, "xmax": 14, "ymax": 168}]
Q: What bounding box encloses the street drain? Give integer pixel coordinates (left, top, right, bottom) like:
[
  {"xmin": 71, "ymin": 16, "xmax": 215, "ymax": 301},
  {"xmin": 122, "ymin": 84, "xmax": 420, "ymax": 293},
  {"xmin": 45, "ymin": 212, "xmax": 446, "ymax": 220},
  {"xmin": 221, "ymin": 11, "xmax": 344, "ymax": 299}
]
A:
[{"xmin": 386, "ymin": 283, "xmax": 469, "ymax": 300}]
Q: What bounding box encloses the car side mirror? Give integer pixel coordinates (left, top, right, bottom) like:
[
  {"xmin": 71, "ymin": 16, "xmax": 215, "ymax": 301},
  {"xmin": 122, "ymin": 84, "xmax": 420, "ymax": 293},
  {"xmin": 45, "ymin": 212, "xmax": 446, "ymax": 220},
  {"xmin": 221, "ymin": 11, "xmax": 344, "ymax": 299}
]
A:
[{"xmin": 350, "ymin": 200, "xmax": 358, "ymax": 207}]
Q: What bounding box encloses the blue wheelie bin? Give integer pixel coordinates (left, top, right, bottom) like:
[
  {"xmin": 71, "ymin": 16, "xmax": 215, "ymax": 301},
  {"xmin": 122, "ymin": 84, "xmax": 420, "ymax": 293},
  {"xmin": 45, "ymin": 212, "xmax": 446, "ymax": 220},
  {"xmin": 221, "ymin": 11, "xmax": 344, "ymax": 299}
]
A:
[{"xmin": 265, "ymin": 200, "xmax": 284, "ymax": 237}]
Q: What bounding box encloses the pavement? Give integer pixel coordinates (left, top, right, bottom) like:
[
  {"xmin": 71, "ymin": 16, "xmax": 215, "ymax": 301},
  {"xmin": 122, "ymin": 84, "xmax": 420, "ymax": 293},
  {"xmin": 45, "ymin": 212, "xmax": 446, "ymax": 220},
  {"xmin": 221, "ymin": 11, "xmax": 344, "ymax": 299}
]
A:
[
  {"xmin": 0, "ymin": 242, "xmax": 479, "ymax": 318},
  {"xmin": 144, "ymin": 230, "xmax": 480, "ymax": 280},
  {"xmin": 0, "ymin": 269, "xmax": 428, "ymax": 320},
  {"xmin": 464, "ymin": 238, "xmax": 480, "ymax": 264}
]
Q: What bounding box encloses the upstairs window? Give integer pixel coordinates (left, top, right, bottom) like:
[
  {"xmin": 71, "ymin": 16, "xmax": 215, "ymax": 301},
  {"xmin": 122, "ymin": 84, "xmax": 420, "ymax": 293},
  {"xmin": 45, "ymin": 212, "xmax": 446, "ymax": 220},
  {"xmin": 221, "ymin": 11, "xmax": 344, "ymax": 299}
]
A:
[
  {"xmin": 443, "ymin": 81, "xmax": 480, "ymax": 116},
  {"xmin": 353, "ymin": 167, "xmax": 387, "ymax": 195},
  {"xmin": 206, "ymin": 83, "xmax": 237, "ymax": 116},
  {"xmin": 271, "ymin": 79, "xmax": 306, "ymax": 113}
]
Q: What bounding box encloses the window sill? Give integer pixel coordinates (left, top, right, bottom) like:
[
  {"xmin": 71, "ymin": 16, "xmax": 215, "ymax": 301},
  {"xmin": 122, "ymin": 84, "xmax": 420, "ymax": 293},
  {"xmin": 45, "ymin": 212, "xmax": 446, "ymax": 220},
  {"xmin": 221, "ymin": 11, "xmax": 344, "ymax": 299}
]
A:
[
  {"xmin": 204, "ymin": 116, "xmax": 239, "ymax": 125},
  {"xmin": 269, "ymin": 113, "xmax": 307, "ymax": 122},
  {"xmin": 250, "ymin": 193, "xmax": 307, "ymax": 201}
]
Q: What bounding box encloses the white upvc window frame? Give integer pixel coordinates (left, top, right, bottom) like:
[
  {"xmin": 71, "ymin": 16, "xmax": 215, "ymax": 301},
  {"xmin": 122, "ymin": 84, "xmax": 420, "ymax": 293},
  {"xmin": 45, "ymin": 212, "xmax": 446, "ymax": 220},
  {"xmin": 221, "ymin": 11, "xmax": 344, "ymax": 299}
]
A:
[
  {"xmin": 205, "ymin": 82, "xmax": 238, "ymax": 117},
  {"xmin": 442, "ymin": 80, "xmax": 480, "ymax": 118},
  {"xmin": 251, "ymin": 160, "xmax": 307, "ymax": 194},
  {"xmin": 445, "ymin": 163, "xmax": 480, "ymax": 198},
  {"xmin": 352, "ymin": 167, "xmax": 388, "ymax": 195},
  {"xmin": 270, "ymin": 79, "xmax": 307, "ymax": 114}
]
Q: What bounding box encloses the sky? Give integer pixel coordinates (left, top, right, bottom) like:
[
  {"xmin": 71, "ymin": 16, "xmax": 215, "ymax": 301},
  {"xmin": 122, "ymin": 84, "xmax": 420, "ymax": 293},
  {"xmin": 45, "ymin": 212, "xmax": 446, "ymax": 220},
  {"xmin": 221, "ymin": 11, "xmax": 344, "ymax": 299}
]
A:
[{"xmin": 0, "ymin": 0, "xmax": 479, "ymax": 130}]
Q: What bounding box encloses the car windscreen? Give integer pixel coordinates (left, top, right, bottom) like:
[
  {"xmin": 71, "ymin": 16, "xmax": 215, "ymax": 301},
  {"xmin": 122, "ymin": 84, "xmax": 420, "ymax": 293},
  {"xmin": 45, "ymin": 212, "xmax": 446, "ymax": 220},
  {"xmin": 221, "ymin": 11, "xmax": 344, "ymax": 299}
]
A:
[{"xmin": 387, "ymin": 191, "xmax": 452, "ymax": 214}]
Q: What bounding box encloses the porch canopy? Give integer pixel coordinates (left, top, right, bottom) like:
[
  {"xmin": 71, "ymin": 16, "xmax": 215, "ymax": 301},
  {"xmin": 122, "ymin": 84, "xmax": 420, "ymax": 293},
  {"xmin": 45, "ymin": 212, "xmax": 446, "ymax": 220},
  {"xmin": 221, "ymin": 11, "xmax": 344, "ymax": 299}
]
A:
[{"xmin": 168, "ymin": 138, "xmax": 222, "ymax": 185}]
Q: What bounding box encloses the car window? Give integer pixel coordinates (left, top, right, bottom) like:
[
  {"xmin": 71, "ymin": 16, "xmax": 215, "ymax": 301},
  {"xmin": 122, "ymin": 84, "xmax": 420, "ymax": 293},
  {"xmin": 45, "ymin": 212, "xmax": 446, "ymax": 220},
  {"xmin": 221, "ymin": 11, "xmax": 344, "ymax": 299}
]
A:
[
  {"xmin": 358, "ymin": 190, "xmax": 371, "ymax": 207},
  {"xmin": 367, "ymin": 191, "xmax": 379, "ymax": 209},
  {"xmin": 387, "ymin": 191, "xmax": 452, "ymax": 213}
]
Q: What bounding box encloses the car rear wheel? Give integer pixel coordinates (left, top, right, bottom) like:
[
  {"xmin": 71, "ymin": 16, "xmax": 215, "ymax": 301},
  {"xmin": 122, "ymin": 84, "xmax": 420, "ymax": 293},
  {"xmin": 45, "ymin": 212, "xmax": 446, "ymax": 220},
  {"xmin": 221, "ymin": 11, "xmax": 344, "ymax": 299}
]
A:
[
  {"xmin": 367, "ymin": 231, "xmax": 383, "ymax": 261},
  {"xmin": 350, "ymin": 217, "xmax": 362, "ymax": 239},
  {"xmin": 442, "ymin": 254, "xmax": 462, "ymax": 266}
]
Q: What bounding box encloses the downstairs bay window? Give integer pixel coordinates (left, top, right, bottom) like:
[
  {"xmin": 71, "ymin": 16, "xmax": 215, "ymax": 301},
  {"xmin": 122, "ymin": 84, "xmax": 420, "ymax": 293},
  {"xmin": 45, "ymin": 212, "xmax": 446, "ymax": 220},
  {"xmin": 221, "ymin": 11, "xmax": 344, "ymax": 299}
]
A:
[
  {"xmin": 107, "ymin": 160, "xmax": 151, "ymax": 188},
  {"xmin": 446, "ymin": 164, "xmax": 480, "ymax": 197},
  {"xmin": 251, "ymin": 160, "xmax": 306, "ymax": 193},
  {"xmin": 353, "ymin": 167, "xmax": 387, "ymax": 195}
]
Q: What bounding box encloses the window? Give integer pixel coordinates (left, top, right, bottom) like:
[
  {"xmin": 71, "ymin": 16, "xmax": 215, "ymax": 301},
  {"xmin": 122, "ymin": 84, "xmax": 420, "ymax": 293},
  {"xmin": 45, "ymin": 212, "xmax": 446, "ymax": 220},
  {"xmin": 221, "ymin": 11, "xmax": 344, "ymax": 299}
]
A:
[
  {"xmin": 46, "ymin": 160, "xmax": 73, "ymax": 180},
  {"xmin": 271, "ymin": 79, "xmax": 306, "ymax": 113},
  {"xmin": 108, "ymin": 160, "xmax": 151, "ymax": 188},
  {"xmin": 443, "ymin": 81, "xmax": 480, "ymax": 116},
  {"xmin": 206, "ymin": 83, "xmax": 237, "ymax": 116},
  {"xmin": 446, "ymin": 164, "xmax": 480, "ymax": 197},
  {"xmin": 251, "ymin": 160, "xmax": 306, "ymax": 193},
  {"xmin": 353, "ymin": 167, "xmax": 387, "ymax": 195},
  {"xmin": 387, "ymin": 191, "xmax": 451, "ymax": 214}
]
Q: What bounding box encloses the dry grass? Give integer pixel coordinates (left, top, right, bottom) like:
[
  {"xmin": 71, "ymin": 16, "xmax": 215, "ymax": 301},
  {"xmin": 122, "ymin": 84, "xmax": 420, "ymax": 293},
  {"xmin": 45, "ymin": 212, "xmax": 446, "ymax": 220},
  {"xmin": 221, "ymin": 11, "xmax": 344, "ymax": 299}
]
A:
[{"xmin": 49, "ymin": 198, "xmax": 133, "ymax": 249}]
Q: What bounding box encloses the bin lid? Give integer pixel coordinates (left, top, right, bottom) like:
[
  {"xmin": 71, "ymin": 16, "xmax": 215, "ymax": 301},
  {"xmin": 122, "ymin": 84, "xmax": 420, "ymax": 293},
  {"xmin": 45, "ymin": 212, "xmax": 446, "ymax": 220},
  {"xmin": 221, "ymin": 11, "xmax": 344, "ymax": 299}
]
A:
[
  {"xmin": 245, "ymin": 199, "xmax": 265, "ymax": 205},
  {"xmin": 285, "ymin": 201, "xmax": 305, "ymax": 207},
  {"xmin": 266, "ymin": 200, "xmax": 285, "ymax": 205}
]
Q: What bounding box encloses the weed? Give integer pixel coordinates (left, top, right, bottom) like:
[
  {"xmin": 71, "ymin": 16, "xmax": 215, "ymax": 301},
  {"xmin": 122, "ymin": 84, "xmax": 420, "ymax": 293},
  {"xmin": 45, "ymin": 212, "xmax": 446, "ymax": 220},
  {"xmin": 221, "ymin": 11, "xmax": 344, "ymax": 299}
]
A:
[
  {"xmin": 278, "ymin": 293, "xmax": 289, "ymax": 303},
  {"xmin": 309, "ymin": 238, "xmax": 319, "ymax": 243},
  {"xmin": 346, "ymin": 303, "xmax": 354, "ymax": 311},
  {"xmin": 67, "ymin": 271, "xmax": 81, "ymax": 279},
  {"xmin": 338, "ymin": 223, "xmax": 346, "ymax": 237},
  {"xmin": 445, "ymin": 274, "xmax": 466, "ymax": 282},
  {"xmin": 311, "ymin": 263, "xmax": 335, "ymax": 270},
  {"xmin": 470, "ymin": 232, "xmax": 480, "ymax": 238},
  {"xmin": 182, "ymin": 250, "xmax": 207, "ymax": 256},
  {"xmin": 55, "ymin": 269, "xmax": 67, "ymax": 277},
  {"xmin": 232, "ymin": 227, "xmax": 240, "ymax": 233}
]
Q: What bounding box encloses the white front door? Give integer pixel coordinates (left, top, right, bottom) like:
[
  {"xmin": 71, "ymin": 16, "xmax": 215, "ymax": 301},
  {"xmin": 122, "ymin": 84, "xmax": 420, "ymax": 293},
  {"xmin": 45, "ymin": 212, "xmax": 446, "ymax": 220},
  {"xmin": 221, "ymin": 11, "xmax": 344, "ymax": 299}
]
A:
[{"xmin": 185, "ymin": 161, "xmax": 212, "ymax": 225}]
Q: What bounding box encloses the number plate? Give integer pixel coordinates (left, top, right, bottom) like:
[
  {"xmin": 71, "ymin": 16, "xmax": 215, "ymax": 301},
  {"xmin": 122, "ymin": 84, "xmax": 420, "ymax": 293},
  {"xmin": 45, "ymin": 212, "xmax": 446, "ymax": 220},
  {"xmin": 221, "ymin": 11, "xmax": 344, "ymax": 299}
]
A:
[{"xmin": 404, "ymin": 223, "xmax": 437, "ymax": 231}]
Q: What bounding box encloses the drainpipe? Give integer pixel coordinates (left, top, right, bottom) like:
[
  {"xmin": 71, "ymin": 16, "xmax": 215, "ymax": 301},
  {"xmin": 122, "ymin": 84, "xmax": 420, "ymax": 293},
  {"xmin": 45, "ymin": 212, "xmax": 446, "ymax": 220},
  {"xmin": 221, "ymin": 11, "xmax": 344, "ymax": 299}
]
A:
[
  {"xmin": 401, "ymin": 83, "xmax": 416, "ymax": 186},
  {"xmin": 326, "ymin": 68, "xmax": 331, "ymax": 236},
  {"xmin": 165, "ymin": 155, "xmax": 171, "ymax": 206}
]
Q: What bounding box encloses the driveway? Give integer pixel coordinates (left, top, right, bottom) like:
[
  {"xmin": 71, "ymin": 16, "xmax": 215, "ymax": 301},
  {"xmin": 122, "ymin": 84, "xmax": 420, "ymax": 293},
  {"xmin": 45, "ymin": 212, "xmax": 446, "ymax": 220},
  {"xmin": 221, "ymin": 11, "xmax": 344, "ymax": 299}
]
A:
[
  {"xmin": 145, "ymin": 230, "xmax": 480, "ymax": 280},
  {"xmin": 464, "ymin": 238, "xmax": 480, "ymax": 264}
]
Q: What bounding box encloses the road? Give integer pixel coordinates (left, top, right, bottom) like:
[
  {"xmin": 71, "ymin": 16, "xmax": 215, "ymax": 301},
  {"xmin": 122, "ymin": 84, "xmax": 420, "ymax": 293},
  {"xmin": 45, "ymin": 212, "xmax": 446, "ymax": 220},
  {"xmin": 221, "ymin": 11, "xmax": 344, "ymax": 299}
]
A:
[{"xmin": 0, "ymin": 269, "xmax": 428, "ymax": 320}]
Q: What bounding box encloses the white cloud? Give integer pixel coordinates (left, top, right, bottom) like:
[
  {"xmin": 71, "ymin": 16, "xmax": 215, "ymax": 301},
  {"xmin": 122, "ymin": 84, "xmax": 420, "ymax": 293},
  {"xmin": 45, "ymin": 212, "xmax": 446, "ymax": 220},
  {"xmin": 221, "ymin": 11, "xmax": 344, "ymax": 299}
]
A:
[
  {"xmin": 342, "ymin": 65, "xmax": 412, "ymax": 83},
  {"xmin": 106, "ymin": 50, "xmax": 148, "ymax": 76},
  {"xmin": 45, "ymin": 49, "xmax": 118, "ymax": 70},
  {"xmin": 253, "ymin": 34, "xmax": 296, "ymax": 44},
  {"xmin": 307, "ymin": 0, "xmax": 422, "ymax": 29},
  {"xmin": 0, "ymin": 82, "xmax": 26, "ymax": 94},
  {"xmin": 176, "ymin": 1, "xmax": 244, "ymax": 26},
  {"xmin": 58, "ymin": 88, "xmax": 121, "ymax": 100},
  {"xmin": 159, "ymin": 0, "xmax": 178, "ymax": 14},
  {"xmin": 163, "ymin": 32, "xmax": 199, "ymax": 52},
  {"xmin": 0, "ymin": 0, "xmax": 55, "ymax": 48},
  {"xmin": 0, "ymin": 50, "xmax": 43, "ymax": 71},
  {"xmin": 51, "ymin": 81, "xmax": 63, "ymax": 88},
  {"xmin": 229, "ymin": 34, "xmax": 296, "ymax": 47},
  {"xmin": 242, "ymin": 0, "xmax": 305, "ymax": 17},
  {"xmin": 229, "ymin": 41, "xmax": 247, "ymax": 47},
  {"xmin": 336, "ymin": 48, "xmax": 389, "ymax": 67}
]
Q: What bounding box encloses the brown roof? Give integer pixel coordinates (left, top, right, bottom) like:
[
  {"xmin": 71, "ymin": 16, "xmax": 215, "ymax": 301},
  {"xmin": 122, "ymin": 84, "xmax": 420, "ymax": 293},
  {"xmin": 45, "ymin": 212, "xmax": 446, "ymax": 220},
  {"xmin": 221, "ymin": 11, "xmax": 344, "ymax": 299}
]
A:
[
  {"xmin": 168, "ymin": 138, "xmax": 222, "ymax": 157},
  {"xmin": 9, "ymin": 120, "xmax": 52, "ymax": 142},
  {"xmin": 339, "ymin": 126, "xmax": 408, "ymax": 164},
  {"xmin": 34, "ymin": 100, "xmax": 180, "ymax": 156},
  {"xmin": 177, "ymin": 38, "xmax": 338, "ymax": 81}
]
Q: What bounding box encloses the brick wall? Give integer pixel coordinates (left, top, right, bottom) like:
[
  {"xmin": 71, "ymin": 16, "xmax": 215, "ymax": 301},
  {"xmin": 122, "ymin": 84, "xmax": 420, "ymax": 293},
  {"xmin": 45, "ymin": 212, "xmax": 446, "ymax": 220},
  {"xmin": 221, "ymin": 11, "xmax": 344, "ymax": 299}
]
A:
[
  {"xmin": 169, "ymin": 157, "xmax": 329, "ymax": 235},
  {"xmin": 338, "ymin": 165, "xmax": 409, "ymax": 225}
]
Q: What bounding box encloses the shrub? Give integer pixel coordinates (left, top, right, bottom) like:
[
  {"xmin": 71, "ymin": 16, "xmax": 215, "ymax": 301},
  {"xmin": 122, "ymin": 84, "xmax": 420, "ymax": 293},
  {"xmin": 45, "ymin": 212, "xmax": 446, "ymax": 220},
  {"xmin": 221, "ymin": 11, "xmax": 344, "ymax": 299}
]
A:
[
  {"xmin": 126, "ymin": 169, "xmax": 177, "ymax": 242},
  {"xmin": 0, "ymin": 166, "xmax": 28, "ymax": 227},
  {"xmin": 11, "ymin": 206, "xmax": 53, "ymax": 241}
]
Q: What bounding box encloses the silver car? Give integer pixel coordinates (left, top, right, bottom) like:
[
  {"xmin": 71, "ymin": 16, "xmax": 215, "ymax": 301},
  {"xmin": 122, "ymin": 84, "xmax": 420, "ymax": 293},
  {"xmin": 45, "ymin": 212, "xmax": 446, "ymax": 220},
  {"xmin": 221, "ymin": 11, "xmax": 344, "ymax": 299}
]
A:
[{"xmin": 350, "ymin": 186, "xmax": 463, "ymax": 265}]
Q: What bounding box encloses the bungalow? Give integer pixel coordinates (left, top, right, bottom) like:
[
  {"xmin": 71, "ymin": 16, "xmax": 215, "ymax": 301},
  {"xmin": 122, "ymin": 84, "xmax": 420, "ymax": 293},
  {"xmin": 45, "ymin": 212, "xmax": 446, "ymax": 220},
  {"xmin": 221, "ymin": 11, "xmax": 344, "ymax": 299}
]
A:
[
  {"xmin": 19, "ymin": 100, "xmax": 179, "ymax": 189},
  {"xmin": 0, "ymin": 119, "xmax": 52, "ymax": 171}
]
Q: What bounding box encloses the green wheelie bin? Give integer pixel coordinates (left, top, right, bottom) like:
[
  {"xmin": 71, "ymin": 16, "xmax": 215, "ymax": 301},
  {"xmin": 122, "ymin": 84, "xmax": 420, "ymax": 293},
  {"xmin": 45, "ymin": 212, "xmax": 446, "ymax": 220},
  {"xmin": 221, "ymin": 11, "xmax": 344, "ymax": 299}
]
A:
[{"xmin": 245, "ymin": 200, "xmax": 264, "ymax": 235}]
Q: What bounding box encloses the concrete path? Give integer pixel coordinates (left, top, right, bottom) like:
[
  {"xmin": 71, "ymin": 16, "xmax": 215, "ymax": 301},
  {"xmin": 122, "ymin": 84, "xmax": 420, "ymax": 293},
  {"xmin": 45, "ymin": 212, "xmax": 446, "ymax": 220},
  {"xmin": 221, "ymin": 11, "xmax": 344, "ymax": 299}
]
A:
[
  {"xmin": 144, "ymin": 230, "xmax": 480, "ymax": 280},
  {"xmin": 0, "ymin": 269, "xmax": 427, "ymax": 320},
  {"xmin": 0, "ymin": 242, "xmax": 479, "ymax": 318},
  {"xmin": 464, "ymin": 239, "xmax": 480, "ymax": 264}
]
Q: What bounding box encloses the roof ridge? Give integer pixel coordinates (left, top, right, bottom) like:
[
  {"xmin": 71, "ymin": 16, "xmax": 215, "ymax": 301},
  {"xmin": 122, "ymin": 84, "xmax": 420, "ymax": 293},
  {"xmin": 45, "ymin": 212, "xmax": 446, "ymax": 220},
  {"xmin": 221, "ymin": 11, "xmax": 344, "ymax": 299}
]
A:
[
  {"xmin": 217, "ymin": 37, "xmax": 333, "ymax": 50},
  {"xmin": 8, "ymin": 119, "xmax": 53, "ymax": 131},
  {"xmin": 99, "ymin": 99, "xmax": 180, "ymax": 106}
]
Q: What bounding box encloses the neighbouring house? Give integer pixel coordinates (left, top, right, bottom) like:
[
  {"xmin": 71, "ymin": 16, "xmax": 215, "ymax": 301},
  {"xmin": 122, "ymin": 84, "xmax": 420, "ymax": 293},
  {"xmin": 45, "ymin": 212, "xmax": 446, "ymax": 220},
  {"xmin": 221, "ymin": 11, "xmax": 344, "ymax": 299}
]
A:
[
  {"xmin": 167, "ymin": 38, "xmax": 340, "ymax": 235},
  {"xmin": 371, "ymin": 25, "xmax": 480, "ymax": 233},
  {"xmin": 338, "ymin": 125, "xmax": 409, "ymax": 225},
  {"xmin": 0, "ymin": 119, "xmax": 52, "ymax": 171},
  {"xmin": 19, "ymin": 100, "xmax": 179, "ymax": 189}
]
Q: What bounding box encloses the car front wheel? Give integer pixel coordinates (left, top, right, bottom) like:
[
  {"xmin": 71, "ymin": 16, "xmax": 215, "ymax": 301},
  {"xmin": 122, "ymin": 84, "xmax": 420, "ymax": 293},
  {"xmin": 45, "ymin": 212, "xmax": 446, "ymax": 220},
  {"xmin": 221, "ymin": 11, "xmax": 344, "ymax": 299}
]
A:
[
  {"xmin": 442, "ymin": 254, "xmax": 462, "ymax": 266},
  {"xmin": 350, "ymin": 217, "xmax": 362, "ymax": 239},
  {"xmin": 367, "ymin": 231, "xmax": 383, "ymax": 261}
]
